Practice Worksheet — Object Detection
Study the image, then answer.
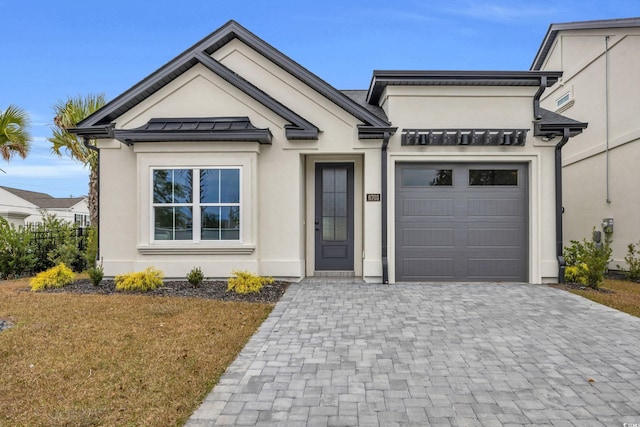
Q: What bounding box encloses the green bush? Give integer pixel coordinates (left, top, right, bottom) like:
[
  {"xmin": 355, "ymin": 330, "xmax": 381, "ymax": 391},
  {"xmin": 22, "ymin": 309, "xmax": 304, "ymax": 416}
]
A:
[
  {"xmin": 227, "ymin": 270, "xmax": 274, "ymax": 294},
  {"xmin": 87, "ymin": 263, "xmax": 104, "ymax": 286},
  {"xmin": 30, "ymin": 263, "xmax": 75, "ymax": 291},
  {"xmin": 186, "ymin": 267, "xmax": 204, "ymax": 287},
  {"xmin": 0, "ymin": 218, "xmax": 36, "ymax": 279},
  {"xmin": 563, "ymin": 228, "xmax": 612, "ymax": 288},
  {"xmin": 618, "ymin": 242, "xmax": 640, "ymax": 281},
  {"xmin": 84, "ymin": 226, "xmax": 98, "ymax": 269},
  {"xmin": 30, "ymin": 213, "xmax": 86, "ymax": 273},
  {"xmin": 564, "ymin": 265, "xmax": 588, "ymax": 285},
  {"xmin": 115, "ymin": 267, "xmax": 163, "ymax": 292}
]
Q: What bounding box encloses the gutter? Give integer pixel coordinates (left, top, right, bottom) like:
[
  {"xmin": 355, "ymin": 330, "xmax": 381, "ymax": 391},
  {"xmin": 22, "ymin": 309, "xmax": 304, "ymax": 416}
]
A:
[
  {"xmin": 554, "ymin": 128, "xmax": 571, "ymax": 283},
  {"xmin": 381, "ymin": 131, "xmax": 390, "ymax": 284}
]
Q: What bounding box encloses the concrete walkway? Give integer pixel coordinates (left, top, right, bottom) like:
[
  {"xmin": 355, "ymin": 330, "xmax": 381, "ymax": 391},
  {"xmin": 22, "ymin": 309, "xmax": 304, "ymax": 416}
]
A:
[{"xmin": 186, "ymin": 279, "xmax": 640, "ymax": 426}]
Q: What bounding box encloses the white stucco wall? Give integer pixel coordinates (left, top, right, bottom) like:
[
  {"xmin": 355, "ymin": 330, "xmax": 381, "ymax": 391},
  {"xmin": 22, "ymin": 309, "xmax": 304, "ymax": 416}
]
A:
[{"xmin": 539, "ymin": 28, "xmax": 640, "ymax": 267}]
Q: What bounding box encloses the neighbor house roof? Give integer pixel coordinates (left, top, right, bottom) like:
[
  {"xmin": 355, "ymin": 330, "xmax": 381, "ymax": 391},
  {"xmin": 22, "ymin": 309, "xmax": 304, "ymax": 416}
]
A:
[
  {"xmin": 531, "ymin": 17, "xmax": 640, "ymax": 70},
  {"xmin": 73, "ymin": 20, "xmax": 392, "ymax": 141},
  {"xmin": 0, "ymin": 186, "xmax": 85, "ymax": 209}
]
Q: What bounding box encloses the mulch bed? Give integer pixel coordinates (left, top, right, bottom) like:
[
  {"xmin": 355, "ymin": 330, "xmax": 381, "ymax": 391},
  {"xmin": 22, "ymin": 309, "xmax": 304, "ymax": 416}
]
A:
[
  {"xmin": 35, "ymin": 279, "xmax": 290, "ymax": 303},
  {"xmin": 547, "ymin": 282, "xmax": 615, "ymax": 294}
]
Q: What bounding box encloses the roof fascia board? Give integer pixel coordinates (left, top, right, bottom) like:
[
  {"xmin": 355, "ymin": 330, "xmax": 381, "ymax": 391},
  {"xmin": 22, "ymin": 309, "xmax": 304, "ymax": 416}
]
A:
[
  {"xmin": 531, "ymin": 17, "xmax": 640, "ymax": 70},
  {"xmin": 366, "ymin": 71, "xmax": 563, "ymax": 105},
  {"xmin": 113, "ymin": 129, "xmax": 273, "ymax": 145}
]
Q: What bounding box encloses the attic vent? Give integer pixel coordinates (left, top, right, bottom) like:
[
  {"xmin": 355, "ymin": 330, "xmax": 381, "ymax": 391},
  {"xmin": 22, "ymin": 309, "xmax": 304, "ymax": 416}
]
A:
[{"xmin": 401, "ymin": 129, "xmax": 528, "ymax": 146}]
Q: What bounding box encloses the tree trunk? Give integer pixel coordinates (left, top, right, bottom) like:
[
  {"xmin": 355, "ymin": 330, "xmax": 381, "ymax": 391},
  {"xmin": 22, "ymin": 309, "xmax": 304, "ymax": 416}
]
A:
[{"xmin": 88, "ymin": 165, "xmax": 98, "ymax": 228}]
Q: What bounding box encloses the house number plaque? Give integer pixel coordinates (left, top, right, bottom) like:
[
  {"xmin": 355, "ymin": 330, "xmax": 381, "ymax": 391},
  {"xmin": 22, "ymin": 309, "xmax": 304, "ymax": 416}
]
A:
[{"xmin": 366, "ymin": 193, "xmax": 381, "ymax": 202}]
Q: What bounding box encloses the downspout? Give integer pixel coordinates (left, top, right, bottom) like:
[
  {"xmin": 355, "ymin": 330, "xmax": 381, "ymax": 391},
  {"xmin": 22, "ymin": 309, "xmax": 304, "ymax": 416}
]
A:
[
  {"xmin": 533, "ymin": 76, "xmax": 547, "ymax": 120},
  {"xmin": 605, "ymin": 35, "xmax": 611, "ymax": 204},
  {"xmin": 83, "ymin": 137, "xmax": 100, "ymax": 261},
  {"xmin": 381, "ymin": 131, "xmax": 390, "ymax": 284},
  {"xmin": 555, "ymin": 127, "xmax": 571, "ymax": 283}
]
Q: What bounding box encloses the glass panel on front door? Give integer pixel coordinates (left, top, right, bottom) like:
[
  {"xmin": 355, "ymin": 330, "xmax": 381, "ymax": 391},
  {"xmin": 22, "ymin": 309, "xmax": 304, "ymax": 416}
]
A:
[{"xmin": 322, "ymin": 168, "xmax": 348, "ymax": 241}]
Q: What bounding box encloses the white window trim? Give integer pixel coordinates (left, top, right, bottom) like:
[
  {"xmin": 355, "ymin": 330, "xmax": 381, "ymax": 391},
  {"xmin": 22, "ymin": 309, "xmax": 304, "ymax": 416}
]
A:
[{"xmin": 150, "ymin": 167, "xmax": 243, "ymax": 245}]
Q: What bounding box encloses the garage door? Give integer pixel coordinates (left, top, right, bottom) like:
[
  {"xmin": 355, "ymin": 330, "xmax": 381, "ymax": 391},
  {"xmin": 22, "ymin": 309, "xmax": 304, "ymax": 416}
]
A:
[{"xmin": 395, "ymin": 163, "xmax": 528, "ymax": 282}]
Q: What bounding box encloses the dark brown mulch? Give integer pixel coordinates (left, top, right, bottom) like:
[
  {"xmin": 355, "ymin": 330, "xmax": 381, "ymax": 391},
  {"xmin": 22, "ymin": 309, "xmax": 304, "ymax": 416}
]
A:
[
  {"xmin": 547, "ymin": 282, "xmax": 615, "ymax": 294},
  {"xmin": 39, "ymin": 279, "xmax": 290, "ymax": 303}
]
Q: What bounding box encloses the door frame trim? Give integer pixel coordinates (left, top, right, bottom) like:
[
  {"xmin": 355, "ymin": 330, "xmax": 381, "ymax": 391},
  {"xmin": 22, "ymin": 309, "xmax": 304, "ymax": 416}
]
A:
[{"xmin": 305, "ymin": 155, "xmax": 363, "ymax": 277}]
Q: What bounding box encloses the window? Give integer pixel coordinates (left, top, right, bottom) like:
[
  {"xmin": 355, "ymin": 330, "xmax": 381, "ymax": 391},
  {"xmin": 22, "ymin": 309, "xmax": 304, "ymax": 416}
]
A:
[
  {"xmin": 469, "ymin": 169, "xmax": 518, "ymax": 186},
  {"xmin": 402, "ymin": 168, "xmax": 453, "ymax": 187},
  {"xmin": 152, "ymin": 168, "xmax": 240, "ymax": 242},
  {"xmin": 556, "ymin": 92, "xmax": 571, "ymax": 109},
  {"xmin": 74, "ymin": 214, "xmax": 89, "ymax": 227}
]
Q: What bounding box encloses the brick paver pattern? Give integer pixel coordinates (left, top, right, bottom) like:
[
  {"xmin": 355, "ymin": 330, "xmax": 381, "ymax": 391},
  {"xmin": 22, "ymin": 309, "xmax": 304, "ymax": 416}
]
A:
[{"xmin": 186, "ymin": 279, "xmax": 640, "ymax": 426}]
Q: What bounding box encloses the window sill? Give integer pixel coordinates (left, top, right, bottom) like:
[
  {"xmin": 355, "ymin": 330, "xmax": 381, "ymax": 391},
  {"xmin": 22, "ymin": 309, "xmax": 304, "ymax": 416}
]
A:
[{"xmin": 137, "ymin": 244, "xmax": 255, "ymax": 255}]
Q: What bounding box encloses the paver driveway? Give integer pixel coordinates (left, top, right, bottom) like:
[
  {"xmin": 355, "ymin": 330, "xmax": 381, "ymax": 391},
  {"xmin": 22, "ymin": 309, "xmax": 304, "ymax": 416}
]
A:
[{"xmin": 186, "ymin": 279, "xmax": 640, "ymax": 426}]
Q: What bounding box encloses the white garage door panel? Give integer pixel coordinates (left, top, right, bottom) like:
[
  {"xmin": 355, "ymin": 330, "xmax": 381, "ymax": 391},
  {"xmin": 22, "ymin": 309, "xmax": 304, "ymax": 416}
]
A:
[{"xmin": 395, "ymin": 163, "xmax": 528, "ymax": 282}]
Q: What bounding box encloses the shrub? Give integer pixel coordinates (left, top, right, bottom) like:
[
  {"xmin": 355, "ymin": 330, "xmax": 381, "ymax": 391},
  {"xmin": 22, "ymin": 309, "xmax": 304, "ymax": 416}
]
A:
[
  {"xmin": 30, "ymin": 263, "xmax": 75, "ymax": 291},
  {"xmin": 84, "ymin": 226, "xmax": 98, "ymax": 269},
  {"xmin": 115, "ymin": 267, "xmax": 163, "ymax": 292},
  {"xmin": 30, "ymin": 213, "xmax": 86, "ymax": 273},
  {"xmin": 87, "ymin": 262, "xmax": 104, "ymax": 286},
  {"xmin": 618, "ymin": 242, "xmax": 640, "ymax": 281},
  {"xmin": 0, "ymin": 219, "xmax": 36, "ymax": 279},
  {"xmin": 564, "ymin": 265, "xmax": 588, "ymax": 285},
  {"xmin": 186, "ymin": 267, "xmax": 204, "ymax": 287},
  {"xmin": 227, "ymin": 270, "xmax": 274, "ymax": 294},
  {"xmin": 563, "ymin": 228, "xmax": 612, "ymax": 288}
]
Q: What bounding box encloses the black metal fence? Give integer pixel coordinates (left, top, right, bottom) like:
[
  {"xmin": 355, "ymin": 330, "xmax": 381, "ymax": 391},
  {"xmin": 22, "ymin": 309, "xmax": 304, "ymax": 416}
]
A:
[{"xmin": 26, "ymin": 226, "xmax": 88, "ymax": 274}]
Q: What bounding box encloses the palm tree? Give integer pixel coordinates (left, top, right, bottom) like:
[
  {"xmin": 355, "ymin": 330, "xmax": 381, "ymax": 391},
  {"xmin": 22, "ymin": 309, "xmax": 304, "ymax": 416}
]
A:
[
  {"xmin": 50, "ymin": 94, "xmax": 106, "ymax": 226},
  {"xmin": 0, "ymin": 104, "xmax": 31, "ymax": 161}
]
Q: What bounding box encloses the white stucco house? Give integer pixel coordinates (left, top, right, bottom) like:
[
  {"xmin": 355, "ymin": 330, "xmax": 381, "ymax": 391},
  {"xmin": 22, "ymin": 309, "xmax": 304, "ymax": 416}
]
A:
[
  {"xmin": 70, "ymin": 20, "xmax": 588, "ymax": 283},
  {"xmin": 532, "ymin": 17, "xmax": 640, "ymax": 269},
  {"xmin": 0, "ymin": 186, "xmax": 89, "ymax": 227}
]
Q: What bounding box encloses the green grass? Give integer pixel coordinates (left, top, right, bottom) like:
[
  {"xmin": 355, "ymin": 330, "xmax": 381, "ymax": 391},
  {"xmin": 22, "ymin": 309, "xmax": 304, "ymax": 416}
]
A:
[
  {"xmin": 568, "ymin": 278, "xmax": 640, "ymax": 318},
  {"xmin": 0, "ymin": 277, "xmax": 273, "ymax": 427}
]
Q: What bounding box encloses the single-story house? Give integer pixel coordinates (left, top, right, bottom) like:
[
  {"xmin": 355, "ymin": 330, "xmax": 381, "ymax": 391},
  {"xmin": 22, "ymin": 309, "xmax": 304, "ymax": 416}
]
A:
[
  {"xmin": 71, "ymin": 20, "xmax": 587, "ymax": 283},
  {"xmin": 0, "ymin": 186, "xmax": 89, "ymax": 227},
  {"xmin": 532, "ymin": 17, "xmax": 640, "ymax": 269}
]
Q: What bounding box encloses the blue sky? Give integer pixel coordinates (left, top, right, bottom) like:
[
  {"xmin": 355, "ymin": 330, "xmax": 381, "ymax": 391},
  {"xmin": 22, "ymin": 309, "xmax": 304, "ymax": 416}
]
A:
[{"xmin": 1, "ymin": 0, "xmax": 638, "ymax": 197}]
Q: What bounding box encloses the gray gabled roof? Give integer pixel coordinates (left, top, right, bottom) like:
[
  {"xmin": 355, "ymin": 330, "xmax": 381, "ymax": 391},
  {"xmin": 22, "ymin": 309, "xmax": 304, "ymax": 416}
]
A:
[
  {"xmin": 75, "ymin": 20, "xmax": 391, "ymax": 140},
  {"xmin": 113, "ymin": 117, "xmax": 272, "ymax": 145},
  {"xmin": 366, "ymin": 70, "xmax": 563, "ymax": 105},
  {"xmin": 0, "ymin": 186, "xmax": 85, "ymax": 209},
  {"xmin": 534, "ymin": 108, "xmax": 588, "ymax": 137},
  {"xmin": 531, "ymin": 17, "xmax": 640, "ymax": 70}
]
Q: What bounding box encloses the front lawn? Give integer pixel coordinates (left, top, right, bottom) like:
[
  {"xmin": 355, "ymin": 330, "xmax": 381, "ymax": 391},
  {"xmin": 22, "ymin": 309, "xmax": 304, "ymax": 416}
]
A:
[
  {"xmin": 0, "ymin": 277, "xmax": 274, "ymax": 426},
  {"xmin": 566, "ymin": 278, "xmax": 640, "ymax": 318}
]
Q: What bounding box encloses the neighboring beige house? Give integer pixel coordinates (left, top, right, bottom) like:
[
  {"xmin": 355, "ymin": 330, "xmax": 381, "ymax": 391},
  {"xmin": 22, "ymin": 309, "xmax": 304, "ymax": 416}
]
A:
[
  {"xmin": 71, "ymin": 21, "xmax": 587, "ymax": 283},
  {"xmin": 0, "ymin": 186, "xmax": 89, "ymax": 227},
  {"xmin": 532, "ymin": 17, "xmax": 640, "ymax": 269}
]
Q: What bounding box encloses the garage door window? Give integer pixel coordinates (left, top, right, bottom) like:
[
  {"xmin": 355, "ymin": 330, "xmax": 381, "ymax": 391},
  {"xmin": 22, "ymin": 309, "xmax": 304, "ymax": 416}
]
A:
[
  {"xmin": 469, "ymin": 169, "xmax": 518, "ymax": 186},
  {"xmin": 402, "ymin": 169, "xmax": 452, "ymax": 187}
]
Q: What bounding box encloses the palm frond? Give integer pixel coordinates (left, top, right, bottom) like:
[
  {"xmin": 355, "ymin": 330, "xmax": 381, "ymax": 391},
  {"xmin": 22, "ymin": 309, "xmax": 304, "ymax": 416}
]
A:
[{"xmin": 0, "ymin": 104, "xmax": 32, "ymax": 161}]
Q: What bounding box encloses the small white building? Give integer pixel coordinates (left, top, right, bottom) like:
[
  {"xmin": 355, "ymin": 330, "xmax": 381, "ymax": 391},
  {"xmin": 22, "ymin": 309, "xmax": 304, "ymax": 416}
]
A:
[
  {"xmin": 71, "ymin": 21, "xmax": 587, "ymax": 283},
  {"xmin": 0, "ymin": 186, "xmax": 89, "ymax": 227}
]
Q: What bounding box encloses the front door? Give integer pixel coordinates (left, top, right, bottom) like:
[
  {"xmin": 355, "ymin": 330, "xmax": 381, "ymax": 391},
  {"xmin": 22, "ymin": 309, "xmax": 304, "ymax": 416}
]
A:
[{"xmin": 315, "ymin": 163, "xmax": 354, "ymax": 271}]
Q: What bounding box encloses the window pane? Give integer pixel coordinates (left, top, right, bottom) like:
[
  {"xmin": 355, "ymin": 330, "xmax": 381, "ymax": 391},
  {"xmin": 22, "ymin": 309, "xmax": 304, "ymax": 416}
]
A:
[
  {"xmin": 322, "ymin": 217, "xmax": 334, "ymax": 241},
  {"xmin": 174, "ymin": 207, "xmax": 193, "ymax": 240},
  {"xmin": 322, "ymin": 193, "xmax": 335, "ymax": 216},
  {"xmin": 153, "ymin": 169, "xmax": 192, "ymax": 203},
  {"xmin": 469, "ymin": 170, "xmax": 518, "ymax": 186},
  {"xmin": 221, "ymin": 206, "xmax": 240, "ymax": 240},
  {"xmin": 201, "ymin": 206, "xmax": 220, "ymax": 240},
  {"xmin": 334, "ymin": 169, "xmax": 347, "ymax": 192},
  {"xmin": 402, "ymin": 168, "xmax": 452, "ymax": 187},
  {"xmin": 220, "ymin": 169, "xmax": 240, "ymax": 203},
  {"xmin": 322, "ymin": 169, "xmax": 335, "ymax": 192},
  {"xmin": 200, "ymin": 169, "xmax": 220, "ymax": 203},
  {"xmin": 334, "ymin": 217, "xmax": 347, "ymax": 241},
  {"xmin": 334, "ymin": 191, "xmax": 347, "ymax": 216},
  {"xmin": 154, "ymin": 206, "xmax": 192, "ymax": 240}
]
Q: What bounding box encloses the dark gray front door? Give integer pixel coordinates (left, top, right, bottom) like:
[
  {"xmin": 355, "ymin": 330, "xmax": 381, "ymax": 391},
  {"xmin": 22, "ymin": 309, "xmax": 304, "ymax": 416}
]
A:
[
  {"xmin": 315, "ymin": 163, "xmax": 354, "ymax": 271},
  {"xmin": 395, "ymin": 163, "xmax": 528, "ymax": 282}
]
